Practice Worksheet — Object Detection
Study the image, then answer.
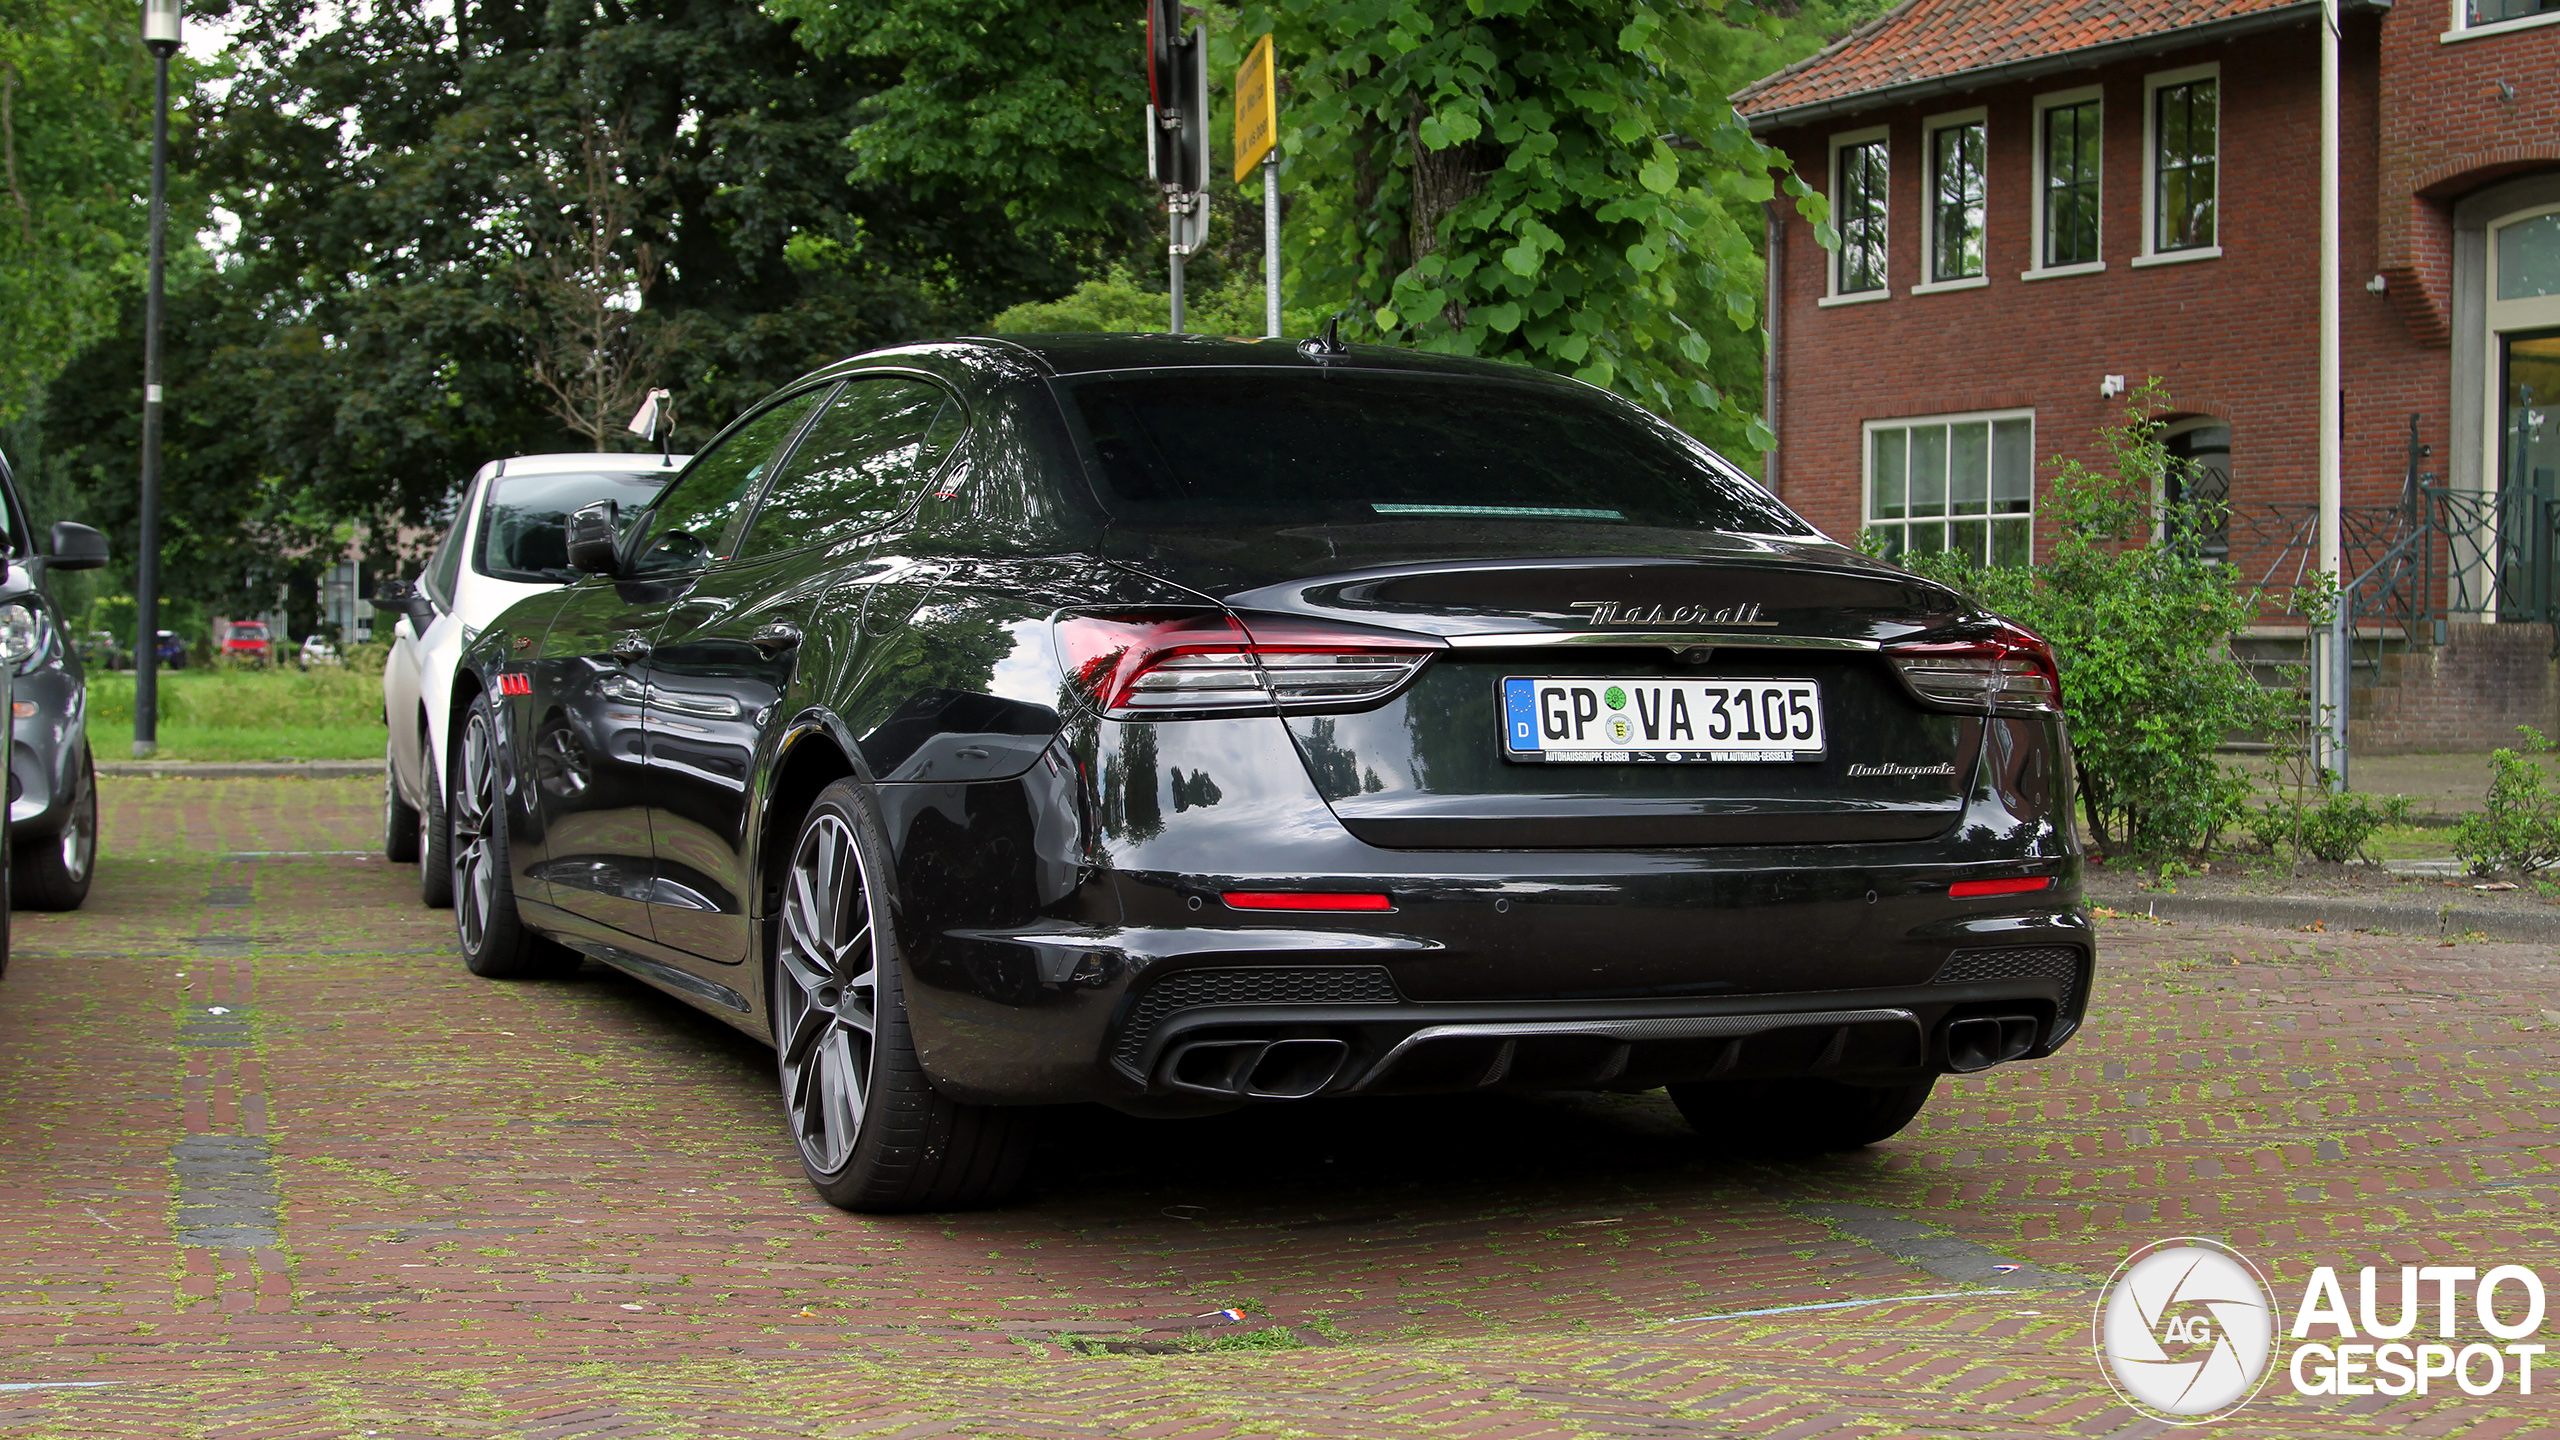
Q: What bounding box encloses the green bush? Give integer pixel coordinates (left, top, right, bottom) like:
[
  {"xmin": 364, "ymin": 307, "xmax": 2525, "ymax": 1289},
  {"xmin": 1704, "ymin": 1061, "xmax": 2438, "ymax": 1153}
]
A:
[
  {"xmin": 1890, "ymin": 381, "xmax": 2287, "ymax": 858},
  {"xmin": 2248, "ymin": 789, "xmax": 2413, "ymax": 864},
  {"xmin": 987, "ymin": 264, "xmax": 1328, "ymax": 339},
  {"xmin": 2451, "ymin": 727, "xmax": 2560, "ymax": 876}
]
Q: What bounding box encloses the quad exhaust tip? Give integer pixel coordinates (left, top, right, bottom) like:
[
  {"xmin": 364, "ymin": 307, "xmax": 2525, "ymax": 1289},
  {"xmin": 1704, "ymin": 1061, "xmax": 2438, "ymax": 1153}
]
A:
[
  {"xmin": 1943, "ymin": 1014, "xmax": 2039, "ymax": 1073},
  {"xmin": 1162, "ymin": 1037, "xmax": 1351, "ymax": 1099}
]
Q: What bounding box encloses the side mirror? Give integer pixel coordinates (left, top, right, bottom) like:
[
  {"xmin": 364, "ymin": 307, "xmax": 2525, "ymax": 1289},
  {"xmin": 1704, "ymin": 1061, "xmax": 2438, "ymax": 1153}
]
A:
[
  {"xmin": 47, "ymin": 522, "xmax": 108, "ymax": 572},
  {"xmin": 369, "ymin": 577, "xmax": 436, "ymax": 632},
  {"xmin": 566, "ymin": 500, "xmax": 622, "ymax": 576}
]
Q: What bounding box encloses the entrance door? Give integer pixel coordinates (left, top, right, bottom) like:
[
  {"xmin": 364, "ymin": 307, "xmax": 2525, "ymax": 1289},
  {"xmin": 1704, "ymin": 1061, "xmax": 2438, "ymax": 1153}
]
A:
[{"xmin": 2496, "ymin": 330, "xmax": 2560, "ymax": 620}]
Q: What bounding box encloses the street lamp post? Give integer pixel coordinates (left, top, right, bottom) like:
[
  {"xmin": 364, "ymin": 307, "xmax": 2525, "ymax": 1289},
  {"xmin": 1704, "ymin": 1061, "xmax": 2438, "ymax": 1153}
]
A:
[{"xmin": 136, "ymin": 0, "xmax": 178, "ymax": 758}]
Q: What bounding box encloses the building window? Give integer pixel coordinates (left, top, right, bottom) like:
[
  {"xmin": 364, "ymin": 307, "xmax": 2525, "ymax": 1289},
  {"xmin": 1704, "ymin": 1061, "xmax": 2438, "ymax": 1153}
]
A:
[
  {"xmin": 1837, "ymin": 139, "xmax": 1891, "ymax": 293},
  {"xmin": 2152, "ymin": 77, "xmax": 2217, "ymax": 253},
  {"xmin": 1833, "ymin": 135, "xmax": 1889, "ymax": 294},
  {"xmin": 1927, "ymin": 119, "xmax": 1986, "ymax": 282},
  {"xmin": 2040, "ymin": 99, "xmax": 2101, "ymax": 268},
  {"xmin": 2497, "ymin": 211, "xmax": 2560, "ymax": 299},
  {"xmin": 2470, "ymin": 0, "xmax": 2560, "ymax": 24},
  {"xmin": 1866, "ymin": 412, "xmax": 2034, "ymax": 565}
]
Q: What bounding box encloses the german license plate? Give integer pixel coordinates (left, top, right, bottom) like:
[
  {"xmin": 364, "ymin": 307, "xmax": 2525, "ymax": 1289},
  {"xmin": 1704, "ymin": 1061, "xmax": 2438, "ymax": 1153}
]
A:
[{"xmin": 1501, "ymin": 677, "xmax": 1825, "ymax": 763}]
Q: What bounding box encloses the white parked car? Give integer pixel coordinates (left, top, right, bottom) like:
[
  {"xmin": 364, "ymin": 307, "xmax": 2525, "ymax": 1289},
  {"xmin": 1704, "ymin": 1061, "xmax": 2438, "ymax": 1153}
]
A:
[{"xmin": 377, "ymin": 452, "xmax": 686, "ymax": 904}]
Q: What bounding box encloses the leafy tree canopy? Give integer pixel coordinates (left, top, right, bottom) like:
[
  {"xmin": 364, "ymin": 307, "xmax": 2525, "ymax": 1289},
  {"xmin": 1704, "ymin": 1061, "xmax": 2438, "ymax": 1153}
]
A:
[
  {"xmin": 0, "ymin": 0, "xmax": 186, "ymax": 422},
  {"xmin": 809, "ymin": 0, "xmax": 1886, "ymax": 461},
  {"xmin": 33, "ymin": 0, "xmax": 1035, "ymax": 615}
]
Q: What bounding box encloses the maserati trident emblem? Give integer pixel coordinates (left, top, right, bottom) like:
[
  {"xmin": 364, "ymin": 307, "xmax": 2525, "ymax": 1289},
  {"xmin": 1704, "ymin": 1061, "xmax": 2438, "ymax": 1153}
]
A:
[{"xmin": 1569, "ymin": 600, "xmax": 1778, "ymax": 627}]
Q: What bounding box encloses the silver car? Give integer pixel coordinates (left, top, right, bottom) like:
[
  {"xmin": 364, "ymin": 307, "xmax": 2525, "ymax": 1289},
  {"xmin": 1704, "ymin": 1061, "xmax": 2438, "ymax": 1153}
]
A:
[{"xmin": 376, "ymin": 453, "xmax": 684, "ymax": 903}]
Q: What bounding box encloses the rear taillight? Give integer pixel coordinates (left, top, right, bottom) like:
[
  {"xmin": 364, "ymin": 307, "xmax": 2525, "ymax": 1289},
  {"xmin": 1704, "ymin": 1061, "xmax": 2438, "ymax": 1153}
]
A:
[
  {"xmin": 1886, "ymin": 621, "xmax": 2062, "ymax": 714},
  {"xmin": 1053, "ymin": 611, "xmax": 1439, "ymax": 718},
  {"xmin": 1948, "ymin": 875, "xmax": 2056, "ymax": 898}
]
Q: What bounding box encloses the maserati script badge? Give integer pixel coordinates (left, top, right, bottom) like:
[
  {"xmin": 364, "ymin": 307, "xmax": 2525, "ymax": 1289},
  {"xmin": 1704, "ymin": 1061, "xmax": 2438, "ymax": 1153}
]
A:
[{"xmin": 1569, "ymin": 600, "xmax": 1778, "ymax": 627}]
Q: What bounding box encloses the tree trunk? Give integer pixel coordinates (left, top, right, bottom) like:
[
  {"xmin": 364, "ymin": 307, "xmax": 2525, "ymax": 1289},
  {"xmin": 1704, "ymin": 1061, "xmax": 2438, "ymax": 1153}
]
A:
[
  {"xmin": 1406, "ymin": 104, "xmax": 1493, "ymax": 332},
  {"xmin": 1351, "ymin": 117, "xmax": 1409, "ymax": 283},
  {"xmin": 2077, "ymin": 759, "xmax": 2113, "ymax": 853}
]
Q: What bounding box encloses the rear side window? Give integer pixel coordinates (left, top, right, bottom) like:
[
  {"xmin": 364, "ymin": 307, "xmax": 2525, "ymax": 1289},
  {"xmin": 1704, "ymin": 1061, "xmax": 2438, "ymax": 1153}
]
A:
[
  {"xmin": 737, "ymin": 377, "xmax": 957, "ymax": 559},
  {"xmin": 630, "ymin": 389, "xmax": 826, "ymax": 577},
  {"xmin": 473, "ymin": 469, "xmax": 678, "ymax": 583},
  {"xmin": 1061, "ymin": 369, "xmax": 1808, "ymax": 534}
]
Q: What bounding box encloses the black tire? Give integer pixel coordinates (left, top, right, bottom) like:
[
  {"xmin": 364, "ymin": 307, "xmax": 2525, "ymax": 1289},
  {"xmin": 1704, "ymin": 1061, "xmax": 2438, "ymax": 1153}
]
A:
[
  {"xmin": 1670, "ymin": 1075, "xmax": 1938, "ymax": 1155},
  {"xmin": 384, "ymin": 739, "xmax": 421, "ymax": 863},
  {"xmin": 0, "ymin": 822, "xmax": 14, "ymax": 978},
  {"xmin": 448, "ymin": 692, "xmax": 578, "ymax": 979},
  {"xmin": 418, "ymin": 743, "xmax": 453, "ymax": 908},
  {"xmin": 770, "ymin": 778, "xmax": 1035, "ymax": 1213},
  {"xmin": 13, "ymin": 746, "xmax": 96, "ymax": 911}
]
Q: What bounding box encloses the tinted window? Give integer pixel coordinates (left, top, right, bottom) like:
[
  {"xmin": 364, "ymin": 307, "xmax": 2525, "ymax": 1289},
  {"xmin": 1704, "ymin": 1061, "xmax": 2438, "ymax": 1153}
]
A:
[
  {"xmin": 1062, "ymin": 370, "xmax": 1808, "ymax": 534},
  {"xmin": 630, "ymin": 389, "xmax": 826, "ymax": 577},
  {"xmin": 738, "ymin": 378, "xmax": 956, "ymax": 559},
  {"xmin": 474, "ymin": 468, "xmax": 678, "ymax": 583}
]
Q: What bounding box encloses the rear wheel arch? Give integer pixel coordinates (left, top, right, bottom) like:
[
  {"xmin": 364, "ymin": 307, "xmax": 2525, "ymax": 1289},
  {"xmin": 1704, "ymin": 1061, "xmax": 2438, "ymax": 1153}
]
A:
[
  {"xmin": 443, "ymin": 672, "xmax": 488, "ymax": 808},
  {"xmin": 412, "ymin": 702, "xmax": 437, "ymax": 803},
  {"xmin": 759, "ymin": 722, "xmax": 860, "ymax": 924}
]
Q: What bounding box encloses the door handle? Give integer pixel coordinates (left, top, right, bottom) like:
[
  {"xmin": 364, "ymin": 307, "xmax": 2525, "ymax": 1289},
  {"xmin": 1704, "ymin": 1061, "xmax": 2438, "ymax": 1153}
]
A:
[
  {"xmin": 750, "ymin": 622, "xmax": 802, "ymax": 656},
  {"xmin": 611, "ymin": 632, "xmax": 651, "ymax": 661}
]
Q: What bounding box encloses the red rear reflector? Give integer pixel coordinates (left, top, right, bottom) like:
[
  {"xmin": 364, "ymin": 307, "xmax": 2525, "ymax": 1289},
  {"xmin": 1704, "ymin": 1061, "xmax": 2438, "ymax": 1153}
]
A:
[
  {"xmin": 1222, "ymin": 891, "xmax": 1393, "ymax": 912},
  {"xmin": 1948, "ymin": 876, "xmax": 2055, "ymax": 898}
]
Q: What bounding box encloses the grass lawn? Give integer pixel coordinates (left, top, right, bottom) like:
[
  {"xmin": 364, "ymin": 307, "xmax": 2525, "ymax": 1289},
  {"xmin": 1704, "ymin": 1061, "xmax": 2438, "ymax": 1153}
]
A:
[{"xmin": 86, "ymin": 666, "xmax": 385, "ymax": 762}]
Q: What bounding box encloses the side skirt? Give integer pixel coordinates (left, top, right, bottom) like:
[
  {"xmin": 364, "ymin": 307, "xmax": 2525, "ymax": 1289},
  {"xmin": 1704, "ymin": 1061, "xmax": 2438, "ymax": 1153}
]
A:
[{"xmin": 518, "ymin": 897, "xmax": 772, "ymax": 1043}]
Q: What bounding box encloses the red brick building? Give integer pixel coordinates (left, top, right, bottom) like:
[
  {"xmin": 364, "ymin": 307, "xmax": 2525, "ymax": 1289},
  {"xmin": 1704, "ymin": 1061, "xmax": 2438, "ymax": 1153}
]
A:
[{"xmin": 1737, "ymin": 0, "xmax": 2560, "ymax": 645}]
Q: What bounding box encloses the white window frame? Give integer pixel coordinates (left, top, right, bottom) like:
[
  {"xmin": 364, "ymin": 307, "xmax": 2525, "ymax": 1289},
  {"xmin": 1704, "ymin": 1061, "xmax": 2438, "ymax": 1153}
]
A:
[
  {"xmin": 2478, "ymin": 203, "xmax": 2560, "ymax": 504},
  {"xmin": 1823, "ymin": 125, "xmax": 1894, "ymax": 305},
  {"xmin": 2135, "ymin": 63, "xmax": 2222, "ymax": 267},
  {"xmin": 2026, "ymin": 86, "xmax": 2105, "ymax": 280},
  {"xmin": 1914, "ymin": 108, "xmax": 1990, "ymax": 294},
  {"xmin": 1861, "ymin": 407, "xmax": 2038, "ymax": 565},
  {"xmin": 2443, "ymin": 0, "xmax": 2560, "ymax": 41}
]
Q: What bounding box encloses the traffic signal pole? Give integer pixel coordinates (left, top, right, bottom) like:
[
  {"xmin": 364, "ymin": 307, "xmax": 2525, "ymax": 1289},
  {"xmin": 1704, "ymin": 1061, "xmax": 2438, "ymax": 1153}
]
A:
[
  {"xmin": 1235, "ymin": 32, "xmax": 1281, "ymax": 338},
  {"xmin": 1146, "ymin": 0, "xmax": 1208, "ymax": 334},
  {"xmin": 1263, "ymin": 154, "xmax": 1280, "ymax": 338}
]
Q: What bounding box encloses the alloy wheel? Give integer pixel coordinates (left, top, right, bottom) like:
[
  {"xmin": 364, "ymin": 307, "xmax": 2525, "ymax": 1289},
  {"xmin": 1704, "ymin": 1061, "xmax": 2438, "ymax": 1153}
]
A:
[
  {"xmin": 60, "ymin": 789, "xmax": 90, "ymax": 884},
  {"xmin": 775, "ymin": 812, "xmax": 879, "ymax": 1176},
  {"xmin": 450, "ymin": 710, "xmax": 500, "ymax": 955}
]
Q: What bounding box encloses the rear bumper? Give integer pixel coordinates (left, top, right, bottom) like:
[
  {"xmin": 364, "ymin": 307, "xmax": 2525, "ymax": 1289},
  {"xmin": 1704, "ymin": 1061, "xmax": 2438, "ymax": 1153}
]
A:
[
  {"xmin": 883, "ymin": 710, "xmax": 2088, "ymax": 1109},
  {"xmin": 899, "ymin": 871, "xmax": 2090, "ymax": 1107}
]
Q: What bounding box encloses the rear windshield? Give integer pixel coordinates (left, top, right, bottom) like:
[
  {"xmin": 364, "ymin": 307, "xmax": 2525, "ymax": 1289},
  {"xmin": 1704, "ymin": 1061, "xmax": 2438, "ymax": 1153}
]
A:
[
  {"xmin": 231, "ymin": 624, "xmax": 267, "ymax": 638},
  {"xmin": 1060, "ymin": 369, "xmax": 1809, "ymax": 534},
  {"xmin": 475, "ymin": 468, "xmax": 677, "ymax": 583}
]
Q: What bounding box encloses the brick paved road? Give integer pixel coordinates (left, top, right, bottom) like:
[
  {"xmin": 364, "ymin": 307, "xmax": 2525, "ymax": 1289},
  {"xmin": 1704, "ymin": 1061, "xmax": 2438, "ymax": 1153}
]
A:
[{"xmin": 0, "ymin": 776, "xmax": 2550, "ymax": 1438}]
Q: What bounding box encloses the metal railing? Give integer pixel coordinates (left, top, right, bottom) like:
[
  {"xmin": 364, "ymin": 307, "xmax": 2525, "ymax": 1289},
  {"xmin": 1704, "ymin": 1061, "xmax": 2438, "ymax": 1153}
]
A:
[{"xmin": 2234, "ymin": 415, "xmax": 2560, "ymax": 652}]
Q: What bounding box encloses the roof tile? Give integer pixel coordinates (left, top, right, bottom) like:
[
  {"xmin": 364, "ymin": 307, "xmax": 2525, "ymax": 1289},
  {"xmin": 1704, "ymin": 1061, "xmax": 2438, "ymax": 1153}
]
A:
[{"xmin": 1734, "ymin": 0, "xmax": 2306, "ymax": 120}]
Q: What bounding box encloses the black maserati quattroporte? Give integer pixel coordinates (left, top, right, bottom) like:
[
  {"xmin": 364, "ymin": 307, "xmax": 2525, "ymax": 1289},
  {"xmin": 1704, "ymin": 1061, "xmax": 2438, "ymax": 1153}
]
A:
[{"xmin": 449, "ymin": 334, "xmax": 2091, "ymax": 1212}]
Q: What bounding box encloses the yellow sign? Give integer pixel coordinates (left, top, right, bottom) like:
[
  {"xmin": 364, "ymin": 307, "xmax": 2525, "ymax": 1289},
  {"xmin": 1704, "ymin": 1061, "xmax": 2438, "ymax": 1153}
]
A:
[{"xmin": 1233, "ymin": 33, "xmax": 1277, "ymax": 184}]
